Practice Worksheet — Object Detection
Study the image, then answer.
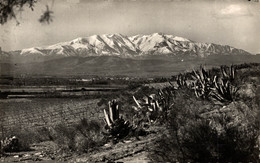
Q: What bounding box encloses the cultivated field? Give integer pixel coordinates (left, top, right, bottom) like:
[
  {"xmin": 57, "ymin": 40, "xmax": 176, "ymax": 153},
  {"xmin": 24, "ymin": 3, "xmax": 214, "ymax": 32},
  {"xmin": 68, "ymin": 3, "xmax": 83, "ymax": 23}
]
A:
[{"xmin": 0, "ymin": 98, "xmax": 104, "ymax": 134}]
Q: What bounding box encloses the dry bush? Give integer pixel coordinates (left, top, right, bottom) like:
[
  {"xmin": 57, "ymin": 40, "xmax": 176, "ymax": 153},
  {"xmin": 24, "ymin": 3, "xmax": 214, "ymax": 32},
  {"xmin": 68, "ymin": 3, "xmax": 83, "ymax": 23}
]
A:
[
  {"xmin": 0, "ymin": 127, "xmax": 34, "ymax": 153},
  {"xmin": 0, "ymin": 124, "xmax": 56, "ymax": 155},
  {"xmin": 51, "ymin": 118, "xmax": 104, "ymax": 153},
  {"xmin": 148, "ymin": 88, "xmax": 259, "ymax": 162}
]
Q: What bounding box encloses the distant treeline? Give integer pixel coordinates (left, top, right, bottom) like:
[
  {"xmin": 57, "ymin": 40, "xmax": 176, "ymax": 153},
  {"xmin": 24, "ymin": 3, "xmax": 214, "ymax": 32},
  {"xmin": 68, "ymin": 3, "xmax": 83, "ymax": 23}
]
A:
[{"xmin": 1, "ymin": 62, "xmax": 259, "ymax": 87}]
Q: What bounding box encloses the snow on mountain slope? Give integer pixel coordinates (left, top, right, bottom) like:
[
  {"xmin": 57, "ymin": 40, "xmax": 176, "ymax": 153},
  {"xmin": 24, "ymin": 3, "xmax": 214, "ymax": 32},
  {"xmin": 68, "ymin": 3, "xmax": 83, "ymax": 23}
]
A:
[
  {"xmin": 172, "ymin": 36, "xmax": 190, "ymax": 42},
  {"xmin": 130, "ymin": 33, "xmax": 168, "ymax": 52},
  {"xmin": 15, "ymin": 33, "xmax": 251, "ymax": 58},
  {"xmin": 21, "ymin": 47, "xmax": 44, "ymax": 56},
  {"xmin": 130, "ymin": 33, "xmax": 250, "ymax": 56}
]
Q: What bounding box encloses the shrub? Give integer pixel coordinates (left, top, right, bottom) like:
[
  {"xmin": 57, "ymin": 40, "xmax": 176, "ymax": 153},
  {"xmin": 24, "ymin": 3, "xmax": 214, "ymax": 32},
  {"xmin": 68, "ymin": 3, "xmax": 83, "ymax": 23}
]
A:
[
  {"xmin": 74, "ymin": 119, "xmax": 103, "ymax": 152},
  {"xmin": 147, "ymin": 64, "xmax": 259, "ymax": 162},
  {"xmin": 1, "ymin": 136, "xmax": 20, "ymax": 153},
  {"xmin": 149, "ymin": 95, "xmax": 259, "ymax": 162},
  {"xmin": 52, "ymin": 119, "xmax": 103, "ymax": 153},
  {"xmin": 52, "ymin": 124, "xmax": 76, "ymax": 151},
  {"xmin": 147, "ymin": 89, "xmax": 207, "ymax": 162},
  {"xmin": 0, "ymin": 129, "xmax": 34, "ymax": 153}
]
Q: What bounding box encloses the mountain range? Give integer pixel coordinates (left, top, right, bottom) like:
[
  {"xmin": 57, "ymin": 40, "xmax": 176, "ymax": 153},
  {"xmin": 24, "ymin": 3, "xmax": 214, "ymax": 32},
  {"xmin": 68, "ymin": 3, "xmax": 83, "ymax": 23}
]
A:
[
  {"xmin": 1, "ymin": 33, "xmax": 259, "ymax": 77},
  {"xmin": 1, "ymin": 33, "xmax": 251, "ymax": 61}
]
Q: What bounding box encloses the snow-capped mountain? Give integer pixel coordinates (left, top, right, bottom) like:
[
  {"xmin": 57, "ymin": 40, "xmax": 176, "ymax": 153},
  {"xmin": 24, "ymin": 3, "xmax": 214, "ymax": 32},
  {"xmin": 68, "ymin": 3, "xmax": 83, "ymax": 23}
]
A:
[
  {"xmin": 1, "ymin": 34, "xmax": 259, "ymax": 77},
  {"xmin": 9, "ymin": 33, "xmax": 251, "ymax": 58}
]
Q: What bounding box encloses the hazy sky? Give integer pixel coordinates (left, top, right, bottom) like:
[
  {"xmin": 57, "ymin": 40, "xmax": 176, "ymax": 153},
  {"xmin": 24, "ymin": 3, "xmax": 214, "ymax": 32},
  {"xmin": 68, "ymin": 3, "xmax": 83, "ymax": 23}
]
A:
[{"xmin": 0, "ymin": 0, "xmax": 260, "ymax": 54}]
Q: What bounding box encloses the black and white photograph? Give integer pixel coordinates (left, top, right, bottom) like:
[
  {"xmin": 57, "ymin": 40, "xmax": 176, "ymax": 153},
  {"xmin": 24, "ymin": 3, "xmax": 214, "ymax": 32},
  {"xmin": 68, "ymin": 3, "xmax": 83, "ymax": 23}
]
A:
[{"xmin": 0, "ymin": 0, "xmax": 260, "ymax": 162}]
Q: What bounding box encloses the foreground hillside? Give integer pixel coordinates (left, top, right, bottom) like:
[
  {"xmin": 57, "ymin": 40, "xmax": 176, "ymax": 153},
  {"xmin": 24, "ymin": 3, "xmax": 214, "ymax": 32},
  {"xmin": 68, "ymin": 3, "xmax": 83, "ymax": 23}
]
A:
[{"xmin": 1, "ymin": 63, "xmax": 259, "ymax": 162}]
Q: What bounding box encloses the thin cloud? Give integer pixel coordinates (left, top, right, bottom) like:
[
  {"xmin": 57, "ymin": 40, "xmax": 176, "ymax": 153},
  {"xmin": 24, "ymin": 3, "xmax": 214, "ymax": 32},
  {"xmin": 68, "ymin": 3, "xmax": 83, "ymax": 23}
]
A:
[{"xmin": 215, "ymin": 4, "xmax": 252, "ymax": 18}]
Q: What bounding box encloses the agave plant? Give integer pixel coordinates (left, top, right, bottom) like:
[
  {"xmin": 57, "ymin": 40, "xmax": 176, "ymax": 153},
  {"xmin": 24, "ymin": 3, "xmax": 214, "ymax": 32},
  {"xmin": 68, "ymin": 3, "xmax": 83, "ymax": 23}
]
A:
[
  {"xmin": 133, "ymin": 94, "xmax": 159, "ymax": 123},
  {"xmin": 220, "ymin": 65, "xmax": 236, "ymax": 82},
  {"xmin": 157, "ymin": 88, "xmax": 175, "ymax": 120},
  {"xmin": 210, "ymin": 78, "xmax": 239, "ymax": 103},
  {"xmin": 191, "ymin": 65, "xmax": 239, "ymax": 104},
  {"xmin": 176, "ymin": 73, "xmax": 188, "ymax": 88},
  {"xmin": 133, "ymin": 90, "xmax": 173, "ymax": 123},
  {"xmin": 103, "ymin": 100, "xmax": 132, "ymax": 143},
  {"xmin": 192, "ymin": 66, "xmax": 216, "ymax": 99},
  {"xmin": 212, "ymin": 65, "xmax": 238, "ymax": 103}
]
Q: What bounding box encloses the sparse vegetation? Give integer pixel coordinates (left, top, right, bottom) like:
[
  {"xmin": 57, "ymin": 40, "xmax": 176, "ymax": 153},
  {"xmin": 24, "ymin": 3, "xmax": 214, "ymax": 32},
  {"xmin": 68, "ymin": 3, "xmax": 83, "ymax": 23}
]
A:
[{"xmin": 147, "ymin": 64, "xmax": 260, "ymax": 162}]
